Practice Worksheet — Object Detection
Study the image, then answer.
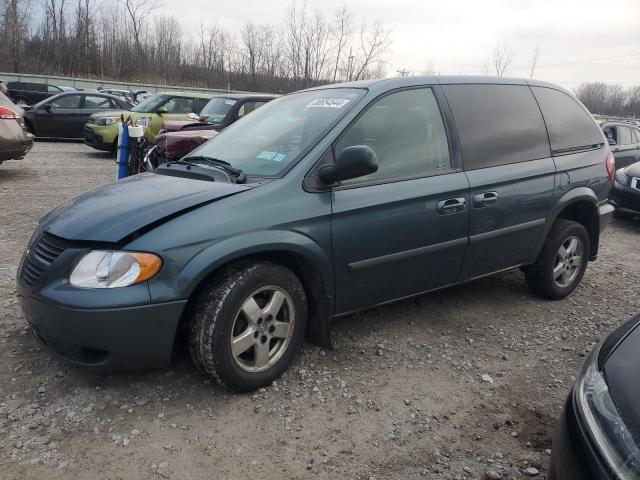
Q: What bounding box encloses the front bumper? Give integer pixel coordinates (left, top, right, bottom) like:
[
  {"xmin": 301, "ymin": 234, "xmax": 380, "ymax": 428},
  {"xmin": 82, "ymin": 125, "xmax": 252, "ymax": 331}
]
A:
[
  {"xmin": 19, "ymin": 292, "xmax": 186, "ymax": 370},
  {"xmin": 83, "ymin": 124, "xmax": 117, "ymax": 151},
  {"xmin": 609, "ymin": 182, "xmax": 640, "ymax": 215},
  {"xmin": 549, "ymin": 393, "xmax": 616, "ymax": 480},
  {"xmin": 16, "ymin": 238, "xmax": 187, "ymax": 370}
]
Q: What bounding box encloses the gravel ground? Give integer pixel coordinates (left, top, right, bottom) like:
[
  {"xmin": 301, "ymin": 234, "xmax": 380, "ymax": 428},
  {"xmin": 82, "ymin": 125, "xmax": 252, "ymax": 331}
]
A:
[{"xmin": 1, "ymin": 141, "xmax": 639, "ymax": 480}]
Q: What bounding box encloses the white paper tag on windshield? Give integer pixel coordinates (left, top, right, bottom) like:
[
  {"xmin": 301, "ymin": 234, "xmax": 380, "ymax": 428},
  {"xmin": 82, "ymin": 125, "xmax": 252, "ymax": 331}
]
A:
[
  {"xmin": 306, "ymin": 98, "xmax": 351, "ymax": 109},
  {"xmin": 224, "ymin": 99, "xmax": 237, "ymax": 105}
]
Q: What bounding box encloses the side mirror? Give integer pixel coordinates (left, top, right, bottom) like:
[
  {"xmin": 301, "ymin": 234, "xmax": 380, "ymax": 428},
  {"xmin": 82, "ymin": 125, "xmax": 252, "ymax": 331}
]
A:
[
  {"xmin": 44, "ymin": 104, "xmax": 52, "ymax": 112},
  {"xmin": 319, "ymin": 145, "xmax": 378, "ymax": 184},
  {"xmin": 608, "ymin": 138, "xmax": 617, "ymax": 146},
  {"xmin": 156, "ymin": 107, "xmax": 167, "ymax": 116}
]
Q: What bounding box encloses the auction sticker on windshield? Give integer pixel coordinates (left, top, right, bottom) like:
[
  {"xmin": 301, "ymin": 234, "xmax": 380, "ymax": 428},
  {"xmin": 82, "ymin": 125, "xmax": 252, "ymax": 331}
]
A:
[
  {"xmin": 306, "ymin": 98, "xmax": 351, "ymax": 108},
  {"xmin": 135, "ymin": 117, "xmax": 151, "ymax": 128}
]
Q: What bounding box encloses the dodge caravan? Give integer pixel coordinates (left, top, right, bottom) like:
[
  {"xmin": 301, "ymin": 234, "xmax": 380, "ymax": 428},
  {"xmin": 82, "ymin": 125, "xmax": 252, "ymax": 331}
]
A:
[{"xmin": 17, "ymin": 76, "xmax": 615, "ymax": 391}]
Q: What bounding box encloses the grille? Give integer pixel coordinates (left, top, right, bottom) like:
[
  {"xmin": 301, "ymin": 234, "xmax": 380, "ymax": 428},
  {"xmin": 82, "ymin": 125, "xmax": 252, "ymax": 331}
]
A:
[{"xmin": 20, "ymin": 233, "xmax": 66, "ymax": 286}]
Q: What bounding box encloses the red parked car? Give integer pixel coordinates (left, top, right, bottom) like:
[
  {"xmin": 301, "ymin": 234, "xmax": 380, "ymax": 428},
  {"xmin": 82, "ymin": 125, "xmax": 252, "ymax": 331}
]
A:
[{"xmin": 143, "ymin": 93, "xmax": 277, "ymax": 169}]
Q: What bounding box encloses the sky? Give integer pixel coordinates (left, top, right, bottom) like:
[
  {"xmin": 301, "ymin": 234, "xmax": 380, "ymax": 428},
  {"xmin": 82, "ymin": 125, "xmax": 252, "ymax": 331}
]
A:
[{"xmin": 156, "ymin": 0, "xmax": 640, "ymax": 90}]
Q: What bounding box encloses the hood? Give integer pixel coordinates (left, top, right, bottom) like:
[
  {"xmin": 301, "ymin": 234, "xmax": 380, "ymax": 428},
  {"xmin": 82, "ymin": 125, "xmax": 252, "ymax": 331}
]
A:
[
  {"xmin": 602, "ymin": 313, "xmax": 640, "ymax": 445},
  {"xmin": 90, "ymin": 109, "xmax": 129, "ymax": 119},
  {"xmin": 154, "ymin": 129, "xmax": 219, "ymax": 159},
  {"xmin": 40, "ymin": 172, "xmax": 252, "ymax": 243},
  {"xmin": 163, "ymin": 120, "xmax": 210, "ymax": 132}
]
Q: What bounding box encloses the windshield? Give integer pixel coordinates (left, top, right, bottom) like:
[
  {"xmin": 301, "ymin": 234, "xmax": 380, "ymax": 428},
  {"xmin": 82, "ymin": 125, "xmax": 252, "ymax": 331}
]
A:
[
  {"xmin": 200, "ymin": 97, "xmax": 236, "ymax": 123},
  {"xmin": 186, "ymin": 88, "xmax": 365, "ymax": 177},
  {"xmin": 131, "ymin": 94, "xmax": 168, "ymax": 113}
]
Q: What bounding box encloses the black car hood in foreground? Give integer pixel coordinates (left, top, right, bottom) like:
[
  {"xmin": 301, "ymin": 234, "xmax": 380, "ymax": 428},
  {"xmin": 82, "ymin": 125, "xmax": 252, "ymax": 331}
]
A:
[
  {"xmin": 602, "ymin": 313, "xmax": 640, "ymax": 446},
  {"xmin": 625, "ymin": 161, "xmax": 640, "ymax": 177},
  {"xmin": 40, "ymin": 172, "xmax": 252, "ymax": 242}
]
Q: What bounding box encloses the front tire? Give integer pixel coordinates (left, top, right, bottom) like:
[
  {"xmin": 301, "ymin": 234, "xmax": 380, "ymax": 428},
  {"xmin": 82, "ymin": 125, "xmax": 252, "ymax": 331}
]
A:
[
  {"xmin": 189, "ymin": 261, "xmax": 307, "ymax": 392},
  {"xmin": 525, "ymin": 219, "xmax": 589, "ymax": 300}
]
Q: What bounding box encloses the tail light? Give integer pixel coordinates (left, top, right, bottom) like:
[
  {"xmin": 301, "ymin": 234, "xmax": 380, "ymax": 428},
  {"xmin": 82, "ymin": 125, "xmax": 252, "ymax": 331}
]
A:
[
  {"xmin": 0, "ymin": 106, "xmax": 19, "ymax": 119},
  {"xmin": 605, "ymin": 152, "xmax": 615, "ymax": 182}
]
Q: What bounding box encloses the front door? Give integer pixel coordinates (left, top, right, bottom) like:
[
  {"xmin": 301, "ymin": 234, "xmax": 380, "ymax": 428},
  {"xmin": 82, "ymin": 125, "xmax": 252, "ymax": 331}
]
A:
[
  {"xmin": 330, "ymin": 87, "xmax": 469, "ymax": 314},
  {"xmin": 36, "ymin": 94, "xmax": 83, "ymax": 137}
]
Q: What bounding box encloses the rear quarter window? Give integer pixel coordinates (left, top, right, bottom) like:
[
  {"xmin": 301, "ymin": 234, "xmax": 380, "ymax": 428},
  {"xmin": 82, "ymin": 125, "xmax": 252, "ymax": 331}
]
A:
[
  {"xmin": 442, "ymin": 84, "xmax": 550, "ymax": 170},
  {"xmin": 531, "ymin": 86, "xmax": 603, "ymax": 153}
]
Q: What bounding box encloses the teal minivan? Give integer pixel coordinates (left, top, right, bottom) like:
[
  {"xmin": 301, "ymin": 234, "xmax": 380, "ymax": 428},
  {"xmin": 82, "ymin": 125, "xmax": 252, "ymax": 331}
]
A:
[{"xmin": 18, "ymin": 76, "xmax": 614, "ymax": 391}]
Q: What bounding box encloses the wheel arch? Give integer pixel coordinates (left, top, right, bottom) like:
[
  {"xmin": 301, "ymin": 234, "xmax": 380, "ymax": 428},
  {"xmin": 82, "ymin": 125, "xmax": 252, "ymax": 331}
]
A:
[
  {"xmin": 175, "ymin": 231, "xmax": 335, "ymax": 349},
  {"xmin": 536, "ymin": 188, "xmax": 600, "ymax": 261}
]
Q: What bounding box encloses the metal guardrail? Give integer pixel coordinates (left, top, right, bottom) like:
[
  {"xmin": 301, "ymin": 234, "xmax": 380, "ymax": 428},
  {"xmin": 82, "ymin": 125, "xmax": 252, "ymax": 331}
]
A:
[{"xmin": 0, "ymin": 71, "xmax": 254, "ymax": 95}]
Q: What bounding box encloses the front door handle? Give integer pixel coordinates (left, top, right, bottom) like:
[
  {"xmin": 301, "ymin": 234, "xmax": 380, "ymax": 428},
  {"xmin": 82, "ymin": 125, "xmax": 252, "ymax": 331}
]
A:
[
  {"xmin": 437, "ymin": 197, "xmax": 466, "ymax": 214},
  {"xmin": 473, "ymin": 191, "xmax": 499, "ymax": 207}
]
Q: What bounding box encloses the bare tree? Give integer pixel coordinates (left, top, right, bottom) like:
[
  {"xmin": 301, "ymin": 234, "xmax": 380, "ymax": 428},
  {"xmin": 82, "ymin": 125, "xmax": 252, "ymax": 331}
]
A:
[
  {"xmin": 121, "ymin": 0, "xmax": 158, "ymax": 57},
  {"xmin": 1, "ymin": 0, "xmax": 31, "ymax": 71},
  {"xmin": 353, "ymin": 20, "xmax": 391, "ymax": 80},
  {"xmin": 484, "ymin": 43, "xmax": 513, "ymax": 77},
  {"xmin": 575, "ymin": 82, "xmax": 627, "ymax": 115},
  {"xmin": 330, "ymin": 6, "xmax": 352, "ymax": 82},
  {"xmin": 529, "ymin": 45, "xmax": 540, "ymax": 78}
]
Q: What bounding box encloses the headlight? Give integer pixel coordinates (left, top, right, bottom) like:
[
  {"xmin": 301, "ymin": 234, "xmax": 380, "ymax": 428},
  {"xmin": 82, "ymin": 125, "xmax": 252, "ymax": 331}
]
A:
[
  {"xmin": 615, "ymin": 168, "xmax": 628, "ymax": 185},
  {"xmin": 69, "ymin": 251, "xmax": 162, "ymax": 288},
  {"xmin": 95, "ymin": 117, "xmax": 118, "ymax": 126},
  {"xmin": 575, "ymin": 346, "xmax": 640, "ymax": 479}
]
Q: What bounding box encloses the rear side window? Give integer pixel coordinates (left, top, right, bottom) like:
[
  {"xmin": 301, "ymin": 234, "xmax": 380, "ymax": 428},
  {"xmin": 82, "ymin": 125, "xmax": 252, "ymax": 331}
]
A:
[
  {"xmin": 531, "ymin": 86, "xmax": 603, "ymax": 153},
  {"xmin": 442, "ymin": 84, "xmax": 550, "ymax": 170},
  {"xmin": 618, "ymin": 126, "xmax": 633, "ymax": 145},
  {"xmin": 335, "ymin": 87, "xmax": 451, "ymax": 184}
]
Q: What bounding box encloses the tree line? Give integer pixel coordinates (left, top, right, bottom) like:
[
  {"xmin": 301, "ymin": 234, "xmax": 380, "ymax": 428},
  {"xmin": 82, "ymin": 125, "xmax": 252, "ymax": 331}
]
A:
[
  {"xmin": 575, "ymin": 83, "xmax": 640, "ymax": 118},
  {"xmin": 0, "ymin": 0, "xmax": 391, "ymax": 93}
]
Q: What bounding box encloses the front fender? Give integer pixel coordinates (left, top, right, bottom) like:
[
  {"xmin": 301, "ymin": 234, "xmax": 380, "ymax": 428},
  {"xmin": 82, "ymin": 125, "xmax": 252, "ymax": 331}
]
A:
[{"xmin": 175, "ymin": 229, "xmax": 334, "ymax": 301}]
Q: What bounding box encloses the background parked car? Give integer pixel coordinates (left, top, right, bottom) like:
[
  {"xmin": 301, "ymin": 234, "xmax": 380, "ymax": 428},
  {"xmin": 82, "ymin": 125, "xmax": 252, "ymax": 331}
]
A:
[
  {"xmin": 97, "ymin": 87, "xmax": 133, "ymax": 103},
  {"xmin": 5, "ymin": 81, "xmax": 64, "ymax": 106},
  {"xmin": 610, "ymin": 160, "xmax": 640, "ymax": 219},
  {"xmin": 0, "ymin": 93, "xmax": 33, "ymax": 164},
  {"xmin": 549, "ymin": 312, "xmax": 640, "ymax": 479},
  {"xmin": 597, "ymin": 117, "xmax": 640, "ymax": 169},
  {"xmin": 59, "ymin": 86, "xmax": 78, "ymax": 93},
  {"xmin": 23, "ymin": 92, "xmax": 132, "ymax": 139},
  {"xmin": 83, "ymin": 91, "xmax": 214, "ymax": 152},
  {"xmin": 161, "ymin": 93, "xmax": 278, "ymax": 133},
  {"xmin": 145, "ymin": 93, "xmax": 276, "ymax": 167}
]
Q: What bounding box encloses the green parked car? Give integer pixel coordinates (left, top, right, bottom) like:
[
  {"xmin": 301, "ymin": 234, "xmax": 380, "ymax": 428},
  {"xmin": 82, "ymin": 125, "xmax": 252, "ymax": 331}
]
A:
[{"xmin": 83, "ymin": 92, "xmax": 214, "ymax": 152}]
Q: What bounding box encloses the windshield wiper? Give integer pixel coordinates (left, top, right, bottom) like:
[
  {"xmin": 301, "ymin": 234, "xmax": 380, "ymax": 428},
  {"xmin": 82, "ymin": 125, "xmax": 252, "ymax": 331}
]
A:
[{"xmin": 178, "ymin": 156, "xmax": 246, "ymax": 184}]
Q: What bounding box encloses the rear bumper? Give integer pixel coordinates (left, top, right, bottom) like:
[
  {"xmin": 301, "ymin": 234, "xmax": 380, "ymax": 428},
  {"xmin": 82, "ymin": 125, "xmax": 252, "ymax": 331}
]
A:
[
  {"xmin": 19, "ymin": 289, "xmax": 186, "ymax": 370},
  {"xmin": 0, "ymin": 123, "xmax": 34, "ymax": 162}
]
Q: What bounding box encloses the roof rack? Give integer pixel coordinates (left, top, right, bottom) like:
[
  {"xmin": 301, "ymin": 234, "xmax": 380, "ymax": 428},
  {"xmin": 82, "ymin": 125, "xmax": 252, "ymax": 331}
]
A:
[{"xmin": 592, "ymin": 114, "xmax": 640, "ymax": 127}]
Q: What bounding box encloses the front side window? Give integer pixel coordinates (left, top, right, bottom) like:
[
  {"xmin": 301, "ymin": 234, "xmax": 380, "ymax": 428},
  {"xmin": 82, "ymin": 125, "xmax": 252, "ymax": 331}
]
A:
[
  {"xmin": 163, "ymin": 97, "xmax": 196, "ymax": 114},
  {"xmin": 84, "ymin": 95, "xmax": 114, "ymax": 109},
  {"xmin": 186, "ymin": 88, "xmax": 365, "ymax": 177},
  {"xmin": 49, "ymin": 95, "xmax": 81, "ymax": 109},
  {"xmin": 335, "ymin": 88, "xmax": 450, "ymax": 183},
  {"xmin": 633, "ymin": 128, "xmax": 640, "ymax": 143}
]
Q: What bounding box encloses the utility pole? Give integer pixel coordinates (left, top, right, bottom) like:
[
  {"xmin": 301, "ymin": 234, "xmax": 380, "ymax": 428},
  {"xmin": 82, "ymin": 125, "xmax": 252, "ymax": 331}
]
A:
[{"xmin": 347, "ymin": 47, "xmax": 354, "ymax": 81}]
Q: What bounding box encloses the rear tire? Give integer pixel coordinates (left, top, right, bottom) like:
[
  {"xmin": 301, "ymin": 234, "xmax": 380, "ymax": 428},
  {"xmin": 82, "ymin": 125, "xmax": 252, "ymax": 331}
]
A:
[
  {"xmin": 525, "ymin": 219, "xmax": 589, "ymax": 300},
  {"xmin": 189, "ymin": 261, "xmax": 307, "ymax": 392}
]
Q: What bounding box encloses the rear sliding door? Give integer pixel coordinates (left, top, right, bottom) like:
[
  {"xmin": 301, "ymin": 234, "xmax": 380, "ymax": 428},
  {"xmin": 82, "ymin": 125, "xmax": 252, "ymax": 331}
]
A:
[{"xmin": 441, "ymin": 83, "xmax": 556, "ymax": 280}]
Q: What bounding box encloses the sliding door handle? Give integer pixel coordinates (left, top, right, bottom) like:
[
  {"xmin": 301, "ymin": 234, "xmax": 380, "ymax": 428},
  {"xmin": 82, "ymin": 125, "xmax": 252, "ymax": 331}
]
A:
[
  {"xmin": 473, "ymin": 191, "xmax": 499, "ymax": 207},
  {"xmin": 437, "ymin": 197, "xmax": 466, "ymax": 214}
]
